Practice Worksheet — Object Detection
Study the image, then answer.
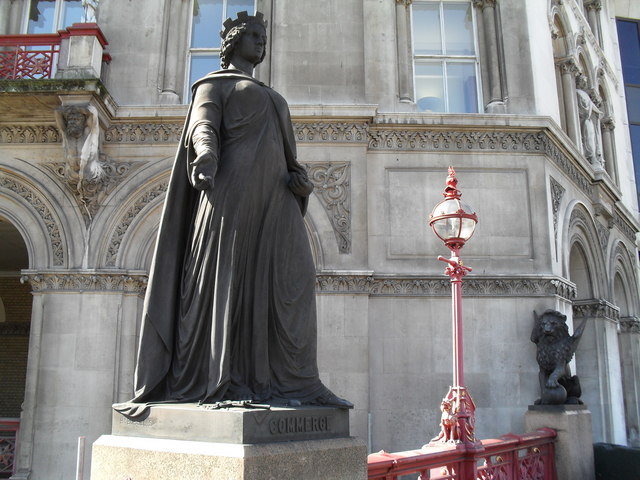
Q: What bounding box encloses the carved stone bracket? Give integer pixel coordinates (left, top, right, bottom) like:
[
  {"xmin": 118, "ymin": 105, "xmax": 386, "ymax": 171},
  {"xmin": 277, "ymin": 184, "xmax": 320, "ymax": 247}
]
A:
[
  {"xmin": 572, "ymin": 298, "xmax": 620, "ymax": 322},
  {"xmin": 43, "ymin": 159, "xmax": 144, "ymax": 225},
  {"xmin": 0, "ymin": 125, "xmax": 60, "ymax": 144},
  {"xmin": 620, "ymin": 316, "xmax": 640, "ymax": 334},
  {"xmin": 105, "ymin": 179, "xmax": 169, "ymax": 267},
  {"xmin": 303, "ymin": 162, "xmax": 351, "ymax": 253},
  {"xmin": 104, "ymin": 123, "xmax": 184, "ymax": 144},
  {"xmin": 0, "ymin": 172, "xmax": 64, "ymax": 266},
  {"xmin": 315, "ymin": 273, "xmax": 577, "ymax": 300},
  {"xmin": 20, "ymin": 271, "xmax": 148, "ymax": 295}
]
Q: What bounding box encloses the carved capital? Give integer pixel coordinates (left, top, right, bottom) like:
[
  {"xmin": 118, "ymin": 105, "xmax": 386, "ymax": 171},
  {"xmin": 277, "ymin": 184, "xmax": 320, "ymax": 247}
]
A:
[
  {"xmin": 620, "ymin": 317, "xmax": 640, "ymax": 334},
  {"xmin": 21, "ymin": 271, "xmax": 148, "ymax": 294},
  {"xmin": 572, "ymin": 298, "xmax": 620, "ymax": 322},
  {"xmin": 601, "ymin": 116, "xmax": 615, "ymax": 131},
  {"xmin": 395, "ymin": 0, "xmax": 412, "ymax": 6},
  {"xmin": 556, "ymin": 57, "xmax": 578, "ymax": 75},
  {"xmin": 473, "ymin": 0, "xmax": 497, "ymax": 9},
  {"xmin": 584, "ymin": 0, "xmax": 602, "ymax": 12}
]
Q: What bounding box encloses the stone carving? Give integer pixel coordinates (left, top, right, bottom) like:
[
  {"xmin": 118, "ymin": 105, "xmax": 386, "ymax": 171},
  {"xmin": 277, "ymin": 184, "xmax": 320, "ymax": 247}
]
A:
[
  {"xmin": 82, "ymin": 0, "xmax": 99, "ymax": 22},
  {"xmin": 21, "ymin": 272, "xmax": 147, "ymax": 294},
  {"xmin": 576, "ymin": 77, "xmax": 603, "ymax": 169},
  {"xmin": 620, "ymin": 317, "xmax": 640, "ymax": 334},
  {"xmin": 613, "ymin": 210, "xmax": 638, "ymax": 243},
  {"xmin": 550, "ymin": 176, "xmax": 565, "ymax": 258},
  {"xmin": 531, "ymin": 310, "xmax": 587, "ymax": 405},
  {"xmin": 104, "ymin": 179, "xmax": 169, "ymax": 267},
  {"xmin": 103, "ymin": 123, "xmax": 183, "ymax": 144},
  {"xmin": 294, "ymin": 122, "xmax": 368, "ymax": 143},
  {"xmin": 595, "ymin": 220, "xmax": 609, "ymax": 252},
  {"xmin": 0, "ymin": 173, "xmax": 64, "ymax": 266},
  {"xmin": 303, "ymin": 162, "xmax": 351, "ymax": 253},
  {"xmin": 573, "ymin": 298, "xmax": 620, "ymax": 322},
  {"xmin": 0, "ymin": 125, "xmax": 60, "ymax": 143},
  {"xmin": 315, "ymin": 274, "xmax": 577, "ymax": 300}
]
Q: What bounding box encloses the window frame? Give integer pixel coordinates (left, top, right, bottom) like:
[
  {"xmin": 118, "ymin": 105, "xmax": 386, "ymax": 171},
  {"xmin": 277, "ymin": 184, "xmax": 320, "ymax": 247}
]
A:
[
  {"xmin": 410, "ymin": 0, "xmax": 482, "ymax": 114},
  {"xmin": 22, "ymin": 0, "xmax": 83, "ymax": 34}
]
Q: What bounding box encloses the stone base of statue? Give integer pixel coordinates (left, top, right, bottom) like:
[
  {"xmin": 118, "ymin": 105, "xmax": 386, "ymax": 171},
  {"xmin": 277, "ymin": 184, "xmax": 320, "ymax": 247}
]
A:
[
  {"xmin": 90, "ymin": 404, "xmax": 367, "ymax": 480},
  {"xmin": 524, "ymin": 404, "xmax": 595, "ymax": 480}
]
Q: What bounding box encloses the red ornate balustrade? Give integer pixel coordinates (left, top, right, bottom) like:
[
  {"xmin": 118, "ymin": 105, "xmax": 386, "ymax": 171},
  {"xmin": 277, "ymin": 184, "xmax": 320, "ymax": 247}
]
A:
[
  {"xmin": 0, "ymin": 24, "xmax": 109, "ymax": 80},
  {"xmin": 0, "ymin": 418, "xmax": 19, "ymax": 478},
  {"xmin": 368, "ymin": 428, "xmax": 557, "ymax": 480}
]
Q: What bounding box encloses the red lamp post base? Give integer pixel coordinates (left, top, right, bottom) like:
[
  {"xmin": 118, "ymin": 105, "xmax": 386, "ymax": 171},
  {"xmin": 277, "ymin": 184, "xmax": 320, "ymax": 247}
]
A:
[{"xmin": 427, "ymin": 386, "xmax": 480, "ymax": 448}]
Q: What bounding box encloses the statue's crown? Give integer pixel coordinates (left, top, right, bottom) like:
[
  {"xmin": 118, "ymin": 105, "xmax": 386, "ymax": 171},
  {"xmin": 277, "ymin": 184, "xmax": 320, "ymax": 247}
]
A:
[{"xmin": 220, "ymin": 11, "xmax": 267, "ymax": 39}]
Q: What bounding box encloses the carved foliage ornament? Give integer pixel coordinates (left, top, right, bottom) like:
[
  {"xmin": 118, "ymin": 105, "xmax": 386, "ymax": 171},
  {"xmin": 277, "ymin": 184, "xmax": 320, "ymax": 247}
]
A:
[
  {"xmin": 0, "ymin": 172, "xmax": 64, "ymax": 266},
  {"xmin": 104, "ymin": 123, "xmax": 183, "ymax": 144},
  {"xmin": 0, "ymin": 125, "xmax": 60, "ymax": 143},
  {"xmin": 21, "ymin": 271, "xmax": 147, "ymax": 294}
]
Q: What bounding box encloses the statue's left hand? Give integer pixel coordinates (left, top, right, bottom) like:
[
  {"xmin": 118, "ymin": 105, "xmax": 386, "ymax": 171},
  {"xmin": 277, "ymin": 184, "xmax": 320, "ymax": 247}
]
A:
[{"xmin": 288, "ymin": 171, "xmax": 313, "ymax": 197}]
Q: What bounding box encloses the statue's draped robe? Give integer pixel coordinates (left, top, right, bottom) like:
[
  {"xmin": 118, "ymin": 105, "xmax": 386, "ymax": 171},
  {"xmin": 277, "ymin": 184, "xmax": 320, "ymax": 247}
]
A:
[{"xmin": 126, "ymin": 71, "xmax": 327, "ymax": 409}]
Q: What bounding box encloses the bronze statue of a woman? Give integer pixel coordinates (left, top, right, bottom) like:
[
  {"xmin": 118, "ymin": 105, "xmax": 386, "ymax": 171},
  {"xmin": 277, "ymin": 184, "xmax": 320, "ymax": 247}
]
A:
[{"xmin": 118, "ymin": 11, "xmax": 351, "ymax": 415}]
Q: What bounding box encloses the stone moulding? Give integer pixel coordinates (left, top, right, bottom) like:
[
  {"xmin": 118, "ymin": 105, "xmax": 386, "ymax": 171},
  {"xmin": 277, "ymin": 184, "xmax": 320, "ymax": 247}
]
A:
[
  {"xmin": 103, "ymin": 123, "xmax": 184, "ymax": 144},
  {"xmin": 104, "ymin": 179, "xmax": 169, "ymax": 267},
  {"xmin": 0, "ymin": 125, "xmax": 60, "ymax": 144},
  {"xmin": 294, "ymin": 122, "xmax": 368, "ymax": 143},
  {"xmin": 20, "ymin": 271, "xmax": 148, "ymax": 294},
  {"xmin": 303, "ymin": 161, "xmax": 351, "ymax": 253},
  {"xmin": 315, "ymin": 273, "xmax": 577, "ymax": 300},
  {"xmin": 0, "ymin": 172, "xmax": 65, "ymax": 266}
]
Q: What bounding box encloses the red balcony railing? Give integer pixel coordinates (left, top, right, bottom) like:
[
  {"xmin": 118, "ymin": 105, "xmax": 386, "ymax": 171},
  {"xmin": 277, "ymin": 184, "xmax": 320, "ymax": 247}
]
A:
[
  {"xmin": 0, "ymin": 418, "xmax": 19, "ymax": 478},
  {"xmin": 0, "ymin": 24, "xmax": 109, "ymax": 80},
  {"xmin": 368, "ymin": 428, "xmax": 557, "ymax": 480}
]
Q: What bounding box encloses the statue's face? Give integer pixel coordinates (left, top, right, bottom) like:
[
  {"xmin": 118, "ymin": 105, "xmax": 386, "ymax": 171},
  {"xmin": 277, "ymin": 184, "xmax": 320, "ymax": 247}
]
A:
[
  {"xmin": 64, "ymin": 111, "xmax": 86, "ymax": 138},
  {"xmin": 236, "ymin": 23, "xmax": 266, "ymax": 66}
]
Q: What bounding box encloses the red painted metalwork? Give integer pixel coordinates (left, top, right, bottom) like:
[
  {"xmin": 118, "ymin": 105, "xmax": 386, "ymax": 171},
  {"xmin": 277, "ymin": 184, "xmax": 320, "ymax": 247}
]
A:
[
  {"xmin": 0, "ymin": 418, "xmax": 20, "ymax": 477},
  {"xmin": 0, "ymin": 23, "xmax": 109, "ymax": 80},
  {"xmin": 368, "ymin": 428, "xmax": 557, "ymax": 480},
  {"xmin": 428, "ymin": 167, "xmax": 479, "ymax": 449}
]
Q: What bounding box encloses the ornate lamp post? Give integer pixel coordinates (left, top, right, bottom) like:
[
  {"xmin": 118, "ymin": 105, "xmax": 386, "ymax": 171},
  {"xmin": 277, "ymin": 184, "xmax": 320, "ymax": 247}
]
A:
[{"xmin": 428, "ymin": 167, "xmax": 479, "ymax": 448}]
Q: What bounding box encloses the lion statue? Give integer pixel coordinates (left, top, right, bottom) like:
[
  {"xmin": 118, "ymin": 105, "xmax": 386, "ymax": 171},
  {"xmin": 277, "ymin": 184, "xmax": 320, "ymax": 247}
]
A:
[{"xmin": 531, "ymin": 310, "xmax": 587, "ymax": 405}]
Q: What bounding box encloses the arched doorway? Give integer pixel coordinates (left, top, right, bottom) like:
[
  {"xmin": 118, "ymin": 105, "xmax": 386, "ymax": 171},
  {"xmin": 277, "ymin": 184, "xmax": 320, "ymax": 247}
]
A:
[{"xmin": 0, "ymin": 215, "xmax": 31, "ymax": 479}]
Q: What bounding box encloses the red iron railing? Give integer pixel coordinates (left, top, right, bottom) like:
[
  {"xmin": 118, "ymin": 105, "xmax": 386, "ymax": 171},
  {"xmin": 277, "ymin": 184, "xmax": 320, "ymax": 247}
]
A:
[
  {"xmin": 368, "ymin": 428, "xmax": 557, "ymax": 480},
  {"xmin": 0, "ymin": 24, "xmax": 109, "ymax": 80},
  {"xmin": 0, "ymin": 418, "xmax": 19, "ymax": 477}
]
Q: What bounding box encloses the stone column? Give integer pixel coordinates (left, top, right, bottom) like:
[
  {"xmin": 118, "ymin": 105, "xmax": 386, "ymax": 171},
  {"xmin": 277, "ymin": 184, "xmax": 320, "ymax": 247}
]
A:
[
  {"xmin": 557, "ymin": 59, "xmax": 581, "ymax": 145},
  {"xmin": 572, "ymin": 299, "xmax": 627, "ymax": 444},
  {"xmin": 601, "ymin": 116, "xmax": 617, "ymax": 182},
  {"xmin": 395, "ymin": 0, "xmax": 413, "ymax": 103},
  {"xmin": 474, "ymin": 0, "xmax": 504, "ymax": 112},
  {"xmin": 13, "ymin": 271, "xmax": 146, "ymax": 480},
  {"xmin": 157, "ymin": 0, "xmax": 190, "ymax": 104},
  {"xmin": 619, "ymin": 317, "xmax": 640, "ymax": 447},
  {"xmin": 584, "ymin": 0, "xmax": 603, "ymax": 46}
]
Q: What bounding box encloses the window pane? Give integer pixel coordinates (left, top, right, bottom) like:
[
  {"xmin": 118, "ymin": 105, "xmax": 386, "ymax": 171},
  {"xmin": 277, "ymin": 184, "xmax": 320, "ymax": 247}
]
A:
[
  {"xmin": 192, "ymin": 0, "xmax": 223, "ymax": 49},
  {"xmin": 412, "ymin": 3, "xmax": 442, "ymax": 55},
  {"xmin": 617, "ymin": 20, "xmax": 640, "ymax": 85},
  {"xmin": 62, "ymin": 0, "xmax": 83, "ymax": 27},
  {"xmin": 415, "ymin": 61, "xmax": 445, "ymax": 112},
  {"xmin": 626, "ymin": 86, "xmax": 640, "ymax": 123},
  {"xmin": 443, "ymin": 2, "xmax": 474, "ymax": 55},
  {"xmin": 446, "ymin": 62, "xmax": 478, "ymax": 113},
  {"xmin": 190, "ymin": 55, "xmax": 221, "ymax": 89},
  {"xmin": 631, "ymin": 124, "xmax": 640, "ymax": 203},
  {"xmin": 227, "ymin": 0, "xmax": 255, "ymax": 20},
  {"xmin": 27, "ymin": 0, "xmax": 56, "ymax": 33}
]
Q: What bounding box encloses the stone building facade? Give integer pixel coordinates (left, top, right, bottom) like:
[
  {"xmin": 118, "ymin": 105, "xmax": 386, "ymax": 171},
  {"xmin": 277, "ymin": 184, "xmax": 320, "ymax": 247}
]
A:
[{"xmin": 0, "ymin": 0, "xmax": 639, "ymax": 479}]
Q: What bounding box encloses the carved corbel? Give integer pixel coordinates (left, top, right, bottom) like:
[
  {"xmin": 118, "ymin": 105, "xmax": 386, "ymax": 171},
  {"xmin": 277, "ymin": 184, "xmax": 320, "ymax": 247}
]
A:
[{"xmin": 395, "ymin": 0, "xmax": 412, "ymax": 6}]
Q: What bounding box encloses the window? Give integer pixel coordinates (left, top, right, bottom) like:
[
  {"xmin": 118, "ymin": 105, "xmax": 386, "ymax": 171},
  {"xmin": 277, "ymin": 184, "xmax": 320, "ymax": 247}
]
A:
[
  {"xmin": 187, "ymin": 0, "xmax": 255, "ymax": 93},
  {"xmin": 25, "ymin": 0, "xmax": 83, "ymax": 34},
  {"xmin": 616, "ymin": 19, "xmax": 640, "ymax": 204},
  {"xmin": 411, "ymin": 1, "xmax": 480, "ymax": 113}
]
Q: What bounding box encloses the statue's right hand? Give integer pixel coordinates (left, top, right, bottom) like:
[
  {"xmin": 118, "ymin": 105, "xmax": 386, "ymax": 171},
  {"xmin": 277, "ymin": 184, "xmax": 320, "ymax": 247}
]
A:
[{"xmin": 190, "ymin": 153, "xmax": 218, "ymax": 191}]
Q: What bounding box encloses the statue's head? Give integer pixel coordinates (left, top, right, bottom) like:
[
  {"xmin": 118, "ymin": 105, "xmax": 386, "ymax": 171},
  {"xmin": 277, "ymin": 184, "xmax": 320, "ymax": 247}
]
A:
[
  {"xmin": 220, "ymin": 11, "xmax": 268, "ymax": 69},
  {"xmin": 63, "ymin": 107, "xmax": 87, "ymax": 138}
]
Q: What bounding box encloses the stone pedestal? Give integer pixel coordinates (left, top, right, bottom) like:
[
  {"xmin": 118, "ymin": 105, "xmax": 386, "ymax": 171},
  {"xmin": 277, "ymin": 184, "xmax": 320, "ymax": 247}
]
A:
[
  {"xmin": 91, "ymin": 404, "xmax": 367, "ymax": 480},
  {"xmin": 524, "ymin": 405, "xmax": 595, "ymax": 480}
]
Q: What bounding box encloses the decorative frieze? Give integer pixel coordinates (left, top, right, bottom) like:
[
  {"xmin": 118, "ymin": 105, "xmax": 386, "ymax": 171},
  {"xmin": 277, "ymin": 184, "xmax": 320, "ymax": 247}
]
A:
[
  {"xmin": 0, "ymin": 173, "xmax": 64, "ymax": 266},
  {"xmin": 572, "ymin": 298, "xmax": 620, "ymax": 322},
  {"xmin": 620, "ymin": 317, "xmax": 640, "ymax": 334},
  {"xmin": 103, "ymin": 123, "xmax": 184, "ymax": 144},
  {"xmin": 612, "ymin": 209, "xmax": 638, "ymax": 243},
  {"xmin": 315, "ymin": 273, "xmax": 577, "ymax": 300},
  {"xmin": 20, "ymin": 271, "xmax": 147, "ymax": 294},
  {"xmin": 294, "ymin": 122, "xmax": 368, "ymax": 143},
  {"xmin": 303, "ymin": 162, "xmax": 351, "ymax": 253},
  {"xmin": 0, "ymin": 125, "xmax": 60, "ymax": 144},
  {"xmin": 104, "ymin": 180, "xmax": 169, "ymax": 267}
]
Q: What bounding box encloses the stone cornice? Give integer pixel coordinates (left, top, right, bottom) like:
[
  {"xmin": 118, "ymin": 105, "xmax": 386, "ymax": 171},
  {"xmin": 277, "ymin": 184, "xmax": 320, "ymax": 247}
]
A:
[
  {"xmin": 316, "ymin": 273, "xmax": 577, "ymax": 300},
  {"xmin": 20, "ymin": 271, "xmax": 148, "ymax": 294}
]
